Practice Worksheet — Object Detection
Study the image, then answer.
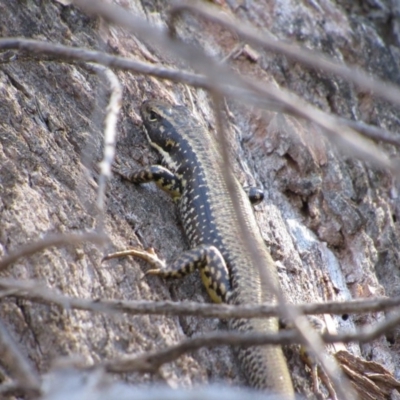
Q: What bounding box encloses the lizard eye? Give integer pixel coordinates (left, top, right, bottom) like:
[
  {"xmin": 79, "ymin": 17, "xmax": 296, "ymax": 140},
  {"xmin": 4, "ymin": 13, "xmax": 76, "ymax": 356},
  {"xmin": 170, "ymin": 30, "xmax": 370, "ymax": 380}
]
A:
[{"xmin": 148, "ymin": 110, "xmax": 159, "ymax": 122}]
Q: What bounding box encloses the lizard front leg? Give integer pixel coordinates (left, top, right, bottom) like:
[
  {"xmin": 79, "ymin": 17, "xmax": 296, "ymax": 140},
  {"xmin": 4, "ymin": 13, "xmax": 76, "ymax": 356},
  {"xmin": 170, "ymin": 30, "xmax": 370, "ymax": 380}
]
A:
[{"xmin": 116, "ymin": 165, "xmax": 183, "ymax": 201}]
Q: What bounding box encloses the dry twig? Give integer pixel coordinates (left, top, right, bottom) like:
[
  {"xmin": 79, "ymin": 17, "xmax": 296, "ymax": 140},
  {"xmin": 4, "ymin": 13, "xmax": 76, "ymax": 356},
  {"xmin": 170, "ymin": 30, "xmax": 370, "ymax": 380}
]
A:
[
  {"xmin": 170, "ymin": 1, "xmax": 400, "ymax": 109},
  {"xmin": 0, "ymin": 277, "xmax": 398, "ymax": 318},
  {"xmin": 0, "ymin": 319, "xmax": 41, "ymax": 395},
  {"xmin": 89, "ymin": 65, "xmax": 122, "ymax": 221},
  {"xmin": 102, "ymin": 310, "xmax": 400, "ymax": 374},
  {"xmin": 0, "ymin": 38, "xmax": 399, "ymax": 149},
  {"xmin": 0, "ymin": 232, "xmax": 107, "ymax": 272}
]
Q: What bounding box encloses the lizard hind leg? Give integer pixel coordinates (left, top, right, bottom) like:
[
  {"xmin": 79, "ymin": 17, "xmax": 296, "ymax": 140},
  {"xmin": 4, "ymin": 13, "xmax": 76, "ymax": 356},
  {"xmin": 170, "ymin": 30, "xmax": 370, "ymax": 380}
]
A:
[
  {"xmin": 103, "ymin": 245, "xmax": 232, "ymax": 303},
  {"xmin": 147, "ymin": 244, "xmax": 232, "ymax": 304}
]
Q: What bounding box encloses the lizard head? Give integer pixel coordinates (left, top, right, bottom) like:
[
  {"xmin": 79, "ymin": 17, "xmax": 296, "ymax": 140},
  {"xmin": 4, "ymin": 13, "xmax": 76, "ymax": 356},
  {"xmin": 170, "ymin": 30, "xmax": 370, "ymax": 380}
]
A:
[{"xmin": 140, "ymin": 100, "xmax": 195, "ymax": 170}]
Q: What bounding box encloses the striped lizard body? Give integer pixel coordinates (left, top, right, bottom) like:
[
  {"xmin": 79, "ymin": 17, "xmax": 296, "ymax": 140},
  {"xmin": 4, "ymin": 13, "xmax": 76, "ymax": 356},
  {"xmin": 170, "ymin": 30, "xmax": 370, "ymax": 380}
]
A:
[{"xmin": 119, "ymin": 100, "xmax": 294, "ymax": 398}]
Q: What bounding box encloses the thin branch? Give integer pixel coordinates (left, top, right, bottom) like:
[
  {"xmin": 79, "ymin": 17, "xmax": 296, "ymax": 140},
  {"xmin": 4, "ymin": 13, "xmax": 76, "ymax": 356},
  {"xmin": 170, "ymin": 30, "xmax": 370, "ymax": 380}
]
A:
[
  {"xmin": 170, "ymin": 1, "xmax": 400, "ymax": 109},
  {"xmin": 0, "ymin": 277, "xmax": 397, "ymax": 319},
  {"xmin": 210, "ymin": 25, "xmax": 353, "ymax": 400},
  {"xmin": 241, "ymin": 75, "xmax": 396, "ymax": 173},
  {"xmin": 343, "ymin": 310, "xmax": 400, "ymax": 343},
  {"xmin": 337, "ymin": 117, "xmax": 400, "ymax": 147},
  {"xmin": 0, "ymin": 232, "xmax": 107, "ymax": 272},
  {"xmin": 103, "ymin": 330, "xmax": 297, "ymax": 374},
  {"xmin": 0, "ymin": 319, "xmax": 41, "ymax": 393},
  {"xmin": 0, "ymin": 38, "xmax": 207, "ymax": 87},
  {"xmin": 102, "ymin": 311, "xmax": 400, "ymax": 374},
  {"xmin": 213, "ymin": 92, "xmax": 307, "ymax": 393},
  {"xmin": 89, "ymin": 65, "xmax": 122, "ymax": 222},
  {"xmin": 1, "ymin": 38, "xmax": 399, "ymax": 154}
]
